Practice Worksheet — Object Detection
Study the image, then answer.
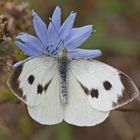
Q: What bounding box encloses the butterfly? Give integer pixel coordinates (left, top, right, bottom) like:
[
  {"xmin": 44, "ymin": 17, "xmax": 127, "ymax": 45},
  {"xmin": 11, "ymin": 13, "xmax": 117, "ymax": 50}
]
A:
[{"xmin": 8, "ymin": 6, "xmax": 139, "ymax": 126}]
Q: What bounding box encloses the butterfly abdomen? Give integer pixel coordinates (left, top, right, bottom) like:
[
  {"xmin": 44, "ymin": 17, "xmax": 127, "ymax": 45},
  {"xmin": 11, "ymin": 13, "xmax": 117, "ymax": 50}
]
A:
[{"xmin": 58, "ymin": 54, "xmax": 69, "ymax": 104}]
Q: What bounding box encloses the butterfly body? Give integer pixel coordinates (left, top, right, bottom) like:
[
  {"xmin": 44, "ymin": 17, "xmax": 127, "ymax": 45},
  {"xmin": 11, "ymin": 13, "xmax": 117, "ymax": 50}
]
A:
[
  {"xmin": 7, "ymin": 6, "xmax": 139, "ymax": 126},
  {"xmin": 8, "ymin": 51, "xmax": 139, "ymax": 126},
  {"xmin": 58, "ymin": 48, "xmax": 69, "ymax": 103}
]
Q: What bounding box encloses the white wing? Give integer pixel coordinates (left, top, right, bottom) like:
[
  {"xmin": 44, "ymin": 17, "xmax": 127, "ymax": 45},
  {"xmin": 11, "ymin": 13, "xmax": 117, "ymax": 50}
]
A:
[
  {"xmin": 64, "ymin": 72, "xmax": 110, "ymax": 126},
  {"xmin": 27, "ymin": 71, "xmax": 63, "ymax": 125},
  {"xmin": 8, "ymin": 56, "xmax": 58, "ymax": 106},
  {"xmin": 8, "ymin": 56, "xmax": 63, "ymax": 125},
  {"xmin": 70, "ymin": 59, "xmax": 139, "ymax": 111}
]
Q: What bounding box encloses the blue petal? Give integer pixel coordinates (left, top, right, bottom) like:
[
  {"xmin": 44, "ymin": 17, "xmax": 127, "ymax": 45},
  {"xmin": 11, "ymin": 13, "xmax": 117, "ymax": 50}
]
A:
[
  {"xmin": 59, "ymin": 12, "xmax": 76, "ymax": 41},
  {"xmin": 32, "ymin": 11, "xmax": 48, "ymax": 47},
  {"xmin": 48, "ymin": 6, "xmax": 61, "ymax": 31},
  {"xmin": 68, "ymin": 49, "xmax": 102, "ymax": 58},
  {"xmin": 65, "ymin": 25, "xmax": 93, "ymax": 49},
  {"xmin": 13, "ymin": 57, "xmax": 34, "ymax": 68},
  {"xmin": 15, "ymin": 33, "xmax": 44, "ymax": 56},
  {"xmin": 48, "ymin": 6, "xmax": 61, "ymax": 51}
]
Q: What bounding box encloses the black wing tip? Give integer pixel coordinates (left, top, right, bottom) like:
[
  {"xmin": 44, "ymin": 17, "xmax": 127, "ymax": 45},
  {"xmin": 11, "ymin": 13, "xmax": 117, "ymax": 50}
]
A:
[
  {"xmin": 119, "ymin": 72, "xmax": 139, "ymax": 96},
  {"xmin": 8, "ymin": 65, "xmax": 23, "ymax": 91},
  {"xmin": 7, "ymin": 65, "xmax": 26, "ymax": 101},
  {"xmin": 112, "ymin": 72, "xmax": 139, "ymax": 108}
]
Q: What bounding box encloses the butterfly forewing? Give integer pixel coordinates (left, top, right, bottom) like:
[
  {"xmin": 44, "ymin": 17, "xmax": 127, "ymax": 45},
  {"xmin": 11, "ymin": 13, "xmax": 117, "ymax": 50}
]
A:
[
  {"xmin": 8, "ymin": 56, "xmax": 58, "ymax": 106},
  {"xmin": 70, "ymin": 59, "xmax": 139, "ymax": 111}
]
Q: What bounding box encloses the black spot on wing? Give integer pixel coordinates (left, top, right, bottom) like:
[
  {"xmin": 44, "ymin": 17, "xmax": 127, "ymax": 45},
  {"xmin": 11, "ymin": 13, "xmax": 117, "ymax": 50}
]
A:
[
  {"xmin": 112, "ymin": 72, "xmax": 139, "ymax": 107},
  {"xmin": 103, "ymin": 81, "xmax": 112, "ymax": 90},
  {"xmin": 90, "ymin": 89, "xmax": 99, "ymax": 98},
  {"xmin": 78, "ymin": 81, "xmax": 99, "ymax": 98},
  {"xmin": 78, "ymin": 81, "xmax": 89, "ymax": 95},
  {"xmin": 8, "ymin": 65, "xmax": 26, "ymax": 101},
  {"xmin": 37, "ymin": 84, "xmax": 43, "ymax": 94},
  {"xmin": 44, "ymin": 80, "xmax": 52, "ymax": 91},
  {"xmin": 28, "ymin": 75, "xmax": 35, "ymax": 84}
]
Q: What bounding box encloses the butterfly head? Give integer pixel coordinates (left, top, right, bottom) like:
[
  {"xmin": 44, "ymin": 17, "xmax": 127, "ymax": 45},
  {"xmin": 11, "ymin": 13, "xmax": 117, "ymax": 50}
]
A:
[{"xmin": 59, "ymin": 47, "xmax": 68, "ymax": 59}]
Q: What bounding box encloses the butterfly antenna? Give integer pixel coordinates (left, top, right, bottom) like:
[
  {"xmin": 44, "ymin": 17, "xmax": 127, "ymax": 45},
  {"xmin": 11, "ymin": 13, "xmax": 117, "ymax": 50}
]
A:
[{"xmin": 49, "ymin": 18, "xmax": 64, "ymax": 47}]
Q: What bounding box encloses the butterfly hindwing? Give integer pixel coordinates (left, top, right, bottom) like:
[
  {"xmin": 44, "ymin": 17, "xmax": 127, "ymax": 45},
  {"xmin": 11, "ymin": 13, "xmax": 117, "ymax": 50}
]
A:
[
  {"xmin": 70, "ymin": 59, "xmax": 139, "ymax": 111},
  {"xmin": 27, "ymin": 71, "xmax": 63, "ymax": 125},
  {"xmin": 8, "ymin": 56, "xmax": 58, "ymax": 106},
  {"xmin": 64, "ymin": 72, "xmax": 110, "ymax": 126}
]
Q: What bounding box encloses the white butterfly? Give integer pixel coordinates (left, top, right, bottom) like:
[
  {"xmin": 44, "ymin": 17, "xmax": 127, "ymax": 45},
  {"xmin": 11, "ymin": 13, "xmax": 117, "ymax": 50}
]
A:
[{"xmin": 8, "ymin": 47, "xmax": 139, "ymax": 126}]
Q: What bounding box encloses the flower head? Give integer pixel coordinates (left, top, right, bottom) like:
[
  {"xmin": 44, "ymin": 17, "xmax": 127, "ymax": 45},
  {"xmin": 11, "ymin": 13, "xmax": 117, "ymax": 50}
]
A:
[{"xmin": 14, "ymin": 6, "xmax": 102, "ymax": 67}]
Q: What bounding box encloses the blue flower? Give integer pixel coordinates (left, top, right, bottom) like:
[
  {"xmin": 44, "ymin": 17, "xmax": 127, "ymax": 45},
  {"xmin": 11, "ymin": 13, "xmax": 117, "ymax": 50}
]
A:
[{"xmin": 14, "ymin": 6, "xmax": 102, "ymax": 67}]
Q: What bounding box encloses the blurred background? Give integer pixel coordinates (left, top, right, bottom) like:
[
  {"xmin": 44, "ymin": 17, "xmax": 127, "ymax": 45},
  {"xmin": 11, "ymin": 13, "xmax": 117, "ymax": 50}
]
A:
[{"xmin": 0, "ymin": 0, "xmax": 140, "ymax": 140}]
